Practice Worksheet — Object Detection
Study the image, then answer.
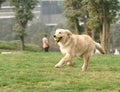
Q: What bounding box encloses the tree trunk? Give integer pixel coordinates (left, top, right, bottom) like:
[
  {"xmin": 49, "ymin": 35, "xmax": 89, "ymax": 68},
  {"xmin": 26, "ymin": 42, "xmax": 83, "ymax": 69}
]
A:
[
  {"xmin": 91, "ymin": 29, "xmax": 95, "ymax": 40},
  {"xmin": 20, "ymin": 36, "xmax": 25, "ymax": 50},
  {"xmin": 105, "ymin": 22, "xmax": 110, "ymax": 54},
  {"xmin": 101, "ymin": 20, "xmax": 105, "ymax": 51},
  {"xmin": 101, "ymin": 18, "xmax": 110, "ymax": 54},
  {"xmin": 74, "ymin": 18, "xmax": 79, "ymax": 34},
  {"xmin": 83, "ymin": 17, "xmax": 88, "ymax": 35}
]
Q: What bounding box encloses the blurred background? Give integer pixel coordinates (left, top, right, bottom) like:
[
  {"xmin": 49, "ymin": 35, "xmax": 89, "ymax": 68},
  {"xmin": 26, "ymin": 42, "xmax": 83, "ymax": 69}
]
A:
[{"xmin": 0, "ymin": 0, "xmax": 120, "ymax": 52}]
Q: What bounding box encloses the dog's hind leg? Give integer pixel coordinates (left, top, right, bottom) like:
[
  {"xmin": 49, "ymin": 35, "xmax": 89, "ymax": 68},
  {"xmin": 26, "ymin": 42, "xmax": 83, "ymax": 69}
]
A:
[{"xmin": 82, "ymin": 56, "xmax": 90, "ymax": 71}]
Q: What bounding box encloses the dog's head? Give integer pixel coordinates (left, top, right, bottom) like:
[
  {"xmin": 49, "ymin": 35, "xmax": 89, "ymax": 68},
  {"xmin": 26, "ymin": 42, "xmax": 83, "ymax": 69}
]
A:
[{"xmin": 53, "ymin": 29, "xmax": 72, "ymax": 43}]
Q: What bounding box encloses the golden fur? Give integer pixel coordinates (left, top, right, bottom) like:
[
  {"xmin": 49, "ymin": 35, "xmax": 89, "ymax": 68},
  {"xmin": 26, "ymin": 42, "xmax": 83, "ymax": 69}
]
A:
[{"xmin": 54, "ymin": 29, "xmax": 105, "ymax": 71}]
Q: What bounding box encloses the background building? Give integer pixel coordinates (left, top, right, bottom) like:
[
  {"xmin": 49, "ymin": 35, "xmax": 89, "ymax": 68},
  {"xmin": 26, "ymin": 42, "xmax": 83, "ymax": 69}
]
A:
[
  {"xmin": 0, "ymin": 0, "xmax": 64, "ymax": 26},
  {"xmin": 41, "ymin": 0, "xmax": 64, "ymax": 26}
]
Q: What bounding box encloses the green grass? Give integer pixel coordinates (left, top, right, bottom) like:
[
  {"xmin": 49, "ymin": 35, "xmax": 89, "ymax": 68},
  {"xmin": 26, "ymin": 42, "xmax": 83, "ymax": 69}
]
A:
[{"xmin": 0, "ymin": 52, "xmax": 120, "ymax": 92}]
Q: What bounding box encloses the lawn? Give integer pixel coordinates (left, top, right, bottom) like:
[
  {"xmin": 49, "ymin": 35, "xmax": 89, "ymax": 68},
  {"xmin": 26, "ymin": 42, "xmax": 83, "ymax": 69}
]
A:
[{"xmin": 0, "ymin": 51, "xmax": 120, "ymax": 92}]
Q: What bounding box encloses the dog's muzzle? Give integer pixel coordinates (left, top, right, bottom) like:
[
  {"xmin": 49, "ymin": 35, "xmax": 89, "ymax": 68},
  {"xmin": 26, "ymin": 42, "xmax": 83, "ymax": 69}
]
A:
[{"xmin": 53, "ymin": 35, "xmax": 62, "ymax": 42}]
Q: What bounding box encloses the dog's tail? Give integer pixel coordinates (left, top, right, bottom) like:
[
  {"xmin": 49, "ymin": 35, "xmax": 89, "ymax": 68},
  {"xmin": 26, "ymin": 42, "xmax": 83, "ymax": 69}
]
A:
[{"xmin": 95, "ymin": 42, "xmax": 105, "ymax": 54}]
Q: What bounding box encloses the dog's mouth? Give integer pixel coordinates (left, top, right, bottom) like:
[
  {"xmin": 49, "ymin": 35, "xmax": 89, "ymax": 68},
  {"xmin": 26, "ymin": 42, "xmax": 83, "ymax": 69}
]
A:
[{"xmin": 53, "ymin": 36, "xmax": 62, "ymax": 42}]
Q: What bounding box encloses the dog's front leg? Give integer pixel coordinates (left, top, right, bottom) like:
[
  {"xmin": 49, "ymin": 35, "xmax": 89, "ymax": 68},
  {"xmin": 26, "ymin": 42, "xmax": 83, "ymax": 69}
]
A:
[{"xmin": 55, "ymin": 54, "xmax": 72, "ymax": 68}]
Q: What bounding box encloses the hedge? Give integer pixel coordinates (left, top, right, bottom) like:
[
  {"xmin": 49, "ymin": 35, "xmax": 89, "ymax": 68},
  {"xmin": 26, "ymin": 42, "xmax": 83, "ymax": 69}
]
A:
[{"xmin": 0, "ymin": 41, "xmax": 41, "ymax": 52}]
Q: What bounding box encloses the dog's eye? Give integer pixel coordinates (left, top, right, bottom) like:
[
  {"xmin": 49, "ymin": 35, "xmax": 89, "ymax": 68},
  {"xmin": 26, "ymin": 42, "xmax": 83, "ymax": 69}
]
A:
[{"xmin": 59, "ymin": 32, "xmax": 61, "ymax": 34}]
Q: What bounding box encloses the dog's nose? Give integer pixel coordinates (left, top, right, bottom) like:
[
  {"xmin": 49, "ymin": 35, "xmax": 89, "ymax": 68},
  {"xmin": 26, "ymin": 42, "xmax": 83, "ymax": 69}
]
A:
[{"xmin": 53, "ymin": 35, "xmax": 56, "ymax": 37}]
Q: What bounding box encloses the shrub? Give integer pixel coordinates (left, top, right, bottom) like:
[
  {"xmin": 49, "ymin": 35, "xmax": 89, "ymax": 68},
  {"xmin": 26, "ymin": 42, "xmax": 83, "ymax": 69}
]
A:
[
  {"xmin": 0, "ymin": 41, "xmax": 41, "ymax": 52},
  {"xmin": 0, "ymin": 41, "xmax": 19, "ymax": 50},
  {"xmin": 25, "ymin": 44, "xmax": 41, "ymax": 52}
]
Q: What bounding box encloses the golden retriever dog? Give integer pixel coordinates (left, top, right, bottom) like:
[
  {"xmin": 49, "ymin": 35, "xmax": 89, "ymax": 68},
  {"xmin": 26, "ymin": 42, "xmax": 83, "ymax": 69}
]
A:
[{"xmin": 53, "ymin": 29, "xmax": 105, "ymax": 71}]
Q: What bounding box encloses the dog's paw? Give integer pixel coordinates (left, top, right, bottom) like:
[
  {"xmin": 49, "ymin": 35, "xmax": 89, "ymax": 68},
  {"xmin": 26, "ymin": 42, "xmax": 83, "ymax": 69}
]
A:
[
  {"xmin": 55, "ymin": 64, "xmax": 61, "ymax": 68},
  {"xmin": 67, "ymin": 62, "xmax": 75, "ymax": 66},
  {"xmin": 81, "ymin": 67, "xmax": 87, "ymax": 72}
]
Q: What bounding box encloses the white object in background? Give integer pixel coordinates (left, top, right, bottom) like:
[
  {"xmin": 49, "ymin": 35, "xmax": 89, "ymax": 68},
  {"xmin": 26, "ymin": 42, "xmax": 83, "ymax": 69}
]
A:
[
  {"xmin": 114, "ymin": 49, "xmax": 119, "ymax": 55},
  {"xmin": 95, "ymin": 49, "xmax": 100, "ymax": 54}
]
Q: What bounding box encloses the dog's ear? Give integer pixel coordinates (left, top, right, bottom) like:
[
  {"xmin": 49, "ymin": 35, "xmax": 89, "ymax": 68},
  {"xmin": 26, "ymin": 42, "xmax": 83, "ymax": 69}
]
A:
[{"xmin": 65, "ymin": 29, "xmax": 72, "ymax": 37}]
